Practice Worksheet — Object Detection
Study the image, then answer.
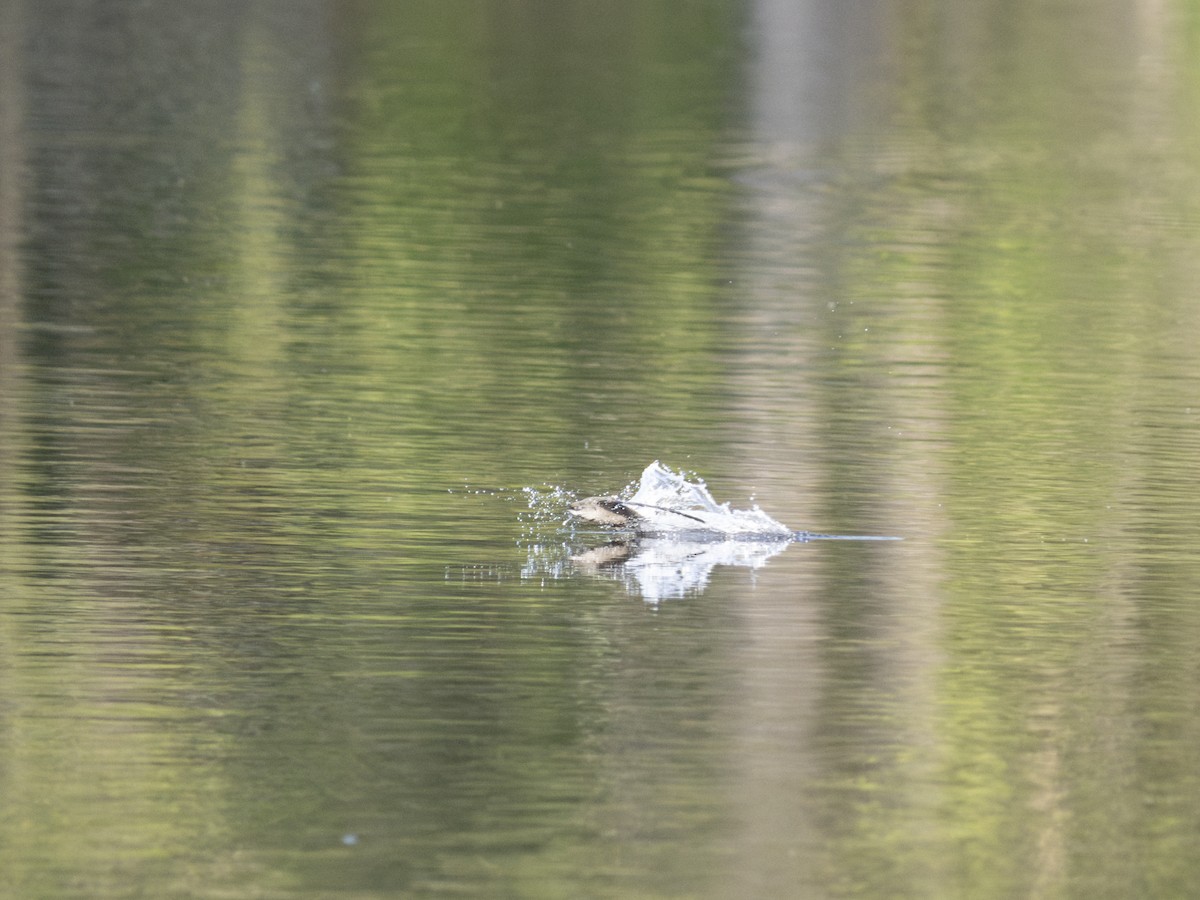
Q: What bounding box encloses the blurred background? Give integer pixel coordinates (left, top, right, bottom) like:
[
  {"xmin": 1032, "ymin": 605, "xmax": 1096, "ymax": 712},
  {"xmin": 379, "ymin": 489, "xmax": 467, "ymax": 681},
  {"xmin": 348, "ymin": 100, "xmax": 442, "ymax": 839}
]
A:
[{"xmin": 2, "ymin": 1, "xmax": 1199, "ymax": 896}]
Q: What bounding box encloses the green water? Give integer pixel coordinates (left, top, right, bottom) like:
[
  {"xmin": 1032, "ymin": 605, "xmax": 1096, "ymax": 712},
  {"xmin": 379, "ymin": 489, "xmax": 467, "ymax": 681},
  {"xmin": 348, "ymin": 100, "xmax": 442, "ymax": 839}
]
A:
[{"xmin": 2, "ymin": 0, "xmax": 1200, "ymax": 896}]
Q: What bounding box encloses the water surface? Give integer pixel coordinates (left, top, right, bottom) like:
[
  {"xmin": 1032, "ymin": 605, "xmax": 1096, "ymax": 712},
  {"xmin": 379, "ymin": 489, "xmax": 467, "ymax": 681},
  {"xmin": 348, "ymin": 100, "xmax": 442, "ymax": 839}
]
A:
[{"xmin": 2, "ymin": 0, "xmax": 1200, "ymax": 897}]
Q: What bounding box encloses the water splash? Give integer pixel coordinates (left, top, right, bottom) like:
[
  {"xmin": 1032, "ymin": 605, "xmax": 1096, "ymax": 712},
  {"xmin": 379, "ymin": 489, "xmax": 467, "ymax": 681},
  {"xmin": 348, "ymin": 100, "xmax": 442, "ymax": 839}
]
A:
[
  {"xmin": 518, "ymin": 483, "xmax": 577, "ymax": 530},
  {"xmin": 520, "ymin": 461, "xmax": 897, "ymax": 603},
  {"xmin": 624, "ymin": 461, "xmax": 794, "ymax": 538}
]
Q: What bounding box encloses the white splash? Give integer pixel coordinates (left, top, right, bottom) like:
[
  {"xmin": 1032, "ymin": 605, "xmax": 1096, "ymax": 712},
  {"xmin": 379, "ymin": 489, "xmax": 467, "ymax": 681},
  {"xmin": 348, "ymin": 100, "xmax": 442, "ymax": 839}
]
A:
[{"xmin": 625, "ymin": 461, "xmax": 793, "ymax": 538}]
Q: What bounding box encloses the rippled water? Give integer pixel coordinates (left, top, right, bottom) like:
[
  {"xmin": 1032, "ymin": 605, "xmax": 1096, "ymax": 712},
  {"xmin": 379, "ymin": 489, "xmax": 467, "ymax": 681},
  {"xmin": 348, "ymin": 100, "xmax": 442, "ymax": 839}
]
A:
[{"xmin": 3, "ymin": 0, "xmax": 1200, "ymax": 897}]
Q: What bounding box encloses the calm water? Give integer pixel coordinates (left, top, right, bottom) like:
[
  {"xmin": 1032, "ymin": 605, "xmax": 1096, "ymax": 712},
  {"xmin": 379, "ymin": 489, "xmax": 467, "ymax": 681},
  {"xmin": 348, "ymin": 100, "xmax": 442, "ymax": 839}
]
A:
[{"xmin": 3, "ymin": 0, "xmax": 1200, "ymax": 896}]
